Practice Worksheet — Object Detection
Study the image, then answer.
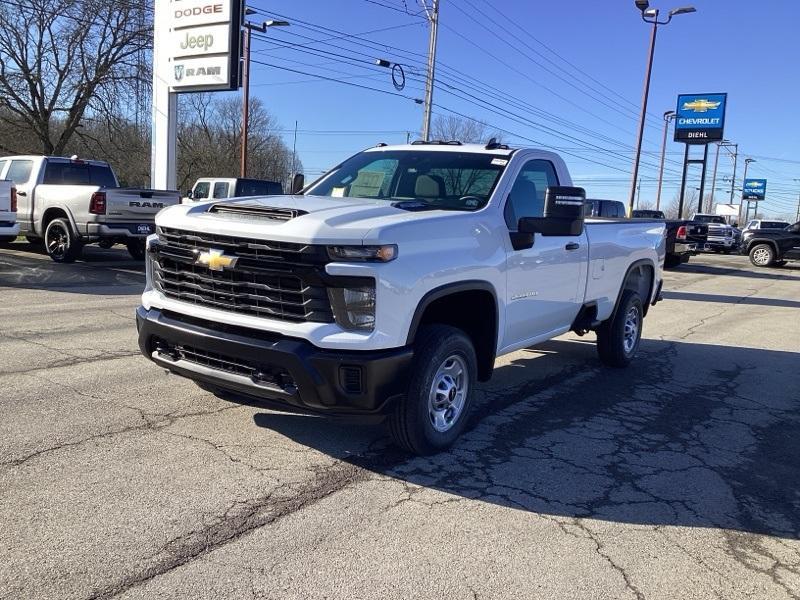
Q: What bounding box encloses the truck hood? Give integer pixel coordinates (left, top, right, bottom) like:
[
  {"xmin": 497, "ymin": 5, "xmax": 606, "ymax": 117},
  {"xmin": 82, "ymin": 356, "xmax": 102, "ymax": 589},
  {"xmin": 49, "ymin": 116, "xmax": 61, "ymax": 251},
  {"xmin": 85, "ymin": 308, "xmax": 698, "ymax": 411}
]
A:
[{"xmin": 156, "ymin": 194, "xmax": 467, "ymax": 244}]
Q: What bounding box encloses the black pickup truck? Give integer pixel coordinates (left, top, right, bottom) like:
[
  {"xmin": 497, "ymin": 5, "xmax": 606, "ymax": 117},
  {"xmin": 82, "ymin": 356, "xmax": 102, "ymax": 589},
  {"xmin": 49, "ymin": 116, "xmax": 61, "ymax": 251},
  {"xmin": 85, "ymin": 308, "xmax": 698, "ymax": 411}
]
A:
[
  {"xmin": 631, "ymin": 210, "xmax": 708, "ymax": 268},
  {"xmin": 741, "ymin": 221, "xmax": 800, "ymax": 267}
]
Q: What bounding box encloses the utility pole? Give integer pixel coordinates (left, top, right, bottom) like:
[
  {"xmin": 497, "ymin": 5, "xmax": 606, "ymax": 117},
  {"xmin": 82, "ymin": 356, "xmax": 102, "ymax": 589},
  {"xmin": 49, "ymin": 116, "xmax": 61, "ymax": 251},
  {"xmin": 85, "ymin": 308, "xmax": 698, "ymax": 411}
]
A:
[
  {"xmin": 636, "ymin": 178, "xmax": 642, "ymax": 208},
  {"xmin": 240, "ymin": 17, "xmax": 290, "ymax": 177},
  {"xmin": 420, "ymin": 0, "xmax": 440, "ymax": 141},
  {"xmin": 740, "ymin": 158, "xmax": 754, "ymax": 223},
  {"xmin": 655, "ymin": 110, "xmax": 675, "ymax": 210},
  {"xmin": 709, "ymin": 141, "xmax": 721, "ymax": 205},
  {"xmin": 728, "ymin": 144, "xmax": 738, "ymax": 204},
  {"xmin": 291, "ymin": 120, "xmax": 298, "ymax": 179}
]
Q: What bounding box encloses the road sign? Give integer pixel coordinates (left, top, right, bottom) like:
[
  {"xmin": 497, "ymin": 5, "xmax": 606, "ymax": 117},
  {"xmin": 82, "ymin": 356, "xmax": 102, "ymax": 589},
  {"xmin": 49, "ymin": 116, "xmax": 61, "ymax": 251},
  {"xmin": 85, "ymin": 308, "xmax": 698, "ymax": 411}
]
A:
[
  {"xmin": 743, "ymin": 178, "xmax": 767, "ymax": 201},
  {"xmin": 674, "ymin": 93, "xmax": 727, "ymax": 144}
]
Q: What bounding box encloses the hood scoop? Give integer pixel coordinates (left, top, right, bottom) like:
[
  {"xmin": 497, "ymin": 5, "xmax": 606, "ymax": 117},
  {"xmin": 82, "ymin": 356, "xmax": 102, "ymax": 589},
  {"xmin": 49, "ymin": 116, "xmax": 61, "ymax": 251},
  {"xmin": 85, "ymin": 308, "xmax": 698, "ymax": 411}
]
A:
[
  {"xmin": 208, "ymin": 203, "xmax": 307, "ymax": 222},
  {"xmin": 391, "ymin": 200, "xmax": 436, "ymax": 212}
]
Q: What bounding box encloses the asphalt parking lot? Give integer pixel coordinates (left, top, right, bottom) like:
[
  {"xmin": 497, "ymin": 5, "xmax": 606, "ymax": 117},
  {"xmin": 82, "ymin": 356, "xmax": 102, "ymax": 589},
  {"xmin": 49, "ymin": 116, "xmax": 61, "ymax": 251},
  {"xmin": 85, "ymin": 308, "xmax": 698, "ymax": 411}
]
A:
[{"xmin": 1, "ymin": 241, "xmax": 799, "ymax": 600}]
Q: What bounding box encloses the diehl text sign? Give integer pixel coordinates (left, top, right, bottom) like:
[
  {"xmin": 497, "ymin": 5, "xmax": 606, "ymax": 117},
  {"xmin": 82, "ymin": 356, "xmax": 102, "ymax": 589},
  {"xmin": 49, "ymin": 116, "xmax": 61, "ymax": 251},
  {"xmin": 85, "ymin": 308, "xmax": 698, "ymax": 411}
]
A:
[{"xmin": 674, "ymin": 93, "xmax": 727, "ymax": 144}]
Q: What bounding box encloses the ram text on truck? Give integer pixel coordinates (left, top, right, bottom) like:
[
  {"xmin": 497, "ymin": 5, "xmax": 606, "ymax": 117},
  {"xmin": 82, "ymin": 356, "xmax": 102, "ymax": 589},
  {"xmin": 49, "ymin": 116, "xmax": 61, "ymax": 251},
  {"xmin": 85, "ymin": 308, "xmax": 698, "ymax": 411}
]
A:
[
  {"xmin": 0, "ymin": 156, "xmax": 180, "ymax": 263},
  {"xmin": 136, "ymin": 142, "xmax": 666, "ymax": 455}
]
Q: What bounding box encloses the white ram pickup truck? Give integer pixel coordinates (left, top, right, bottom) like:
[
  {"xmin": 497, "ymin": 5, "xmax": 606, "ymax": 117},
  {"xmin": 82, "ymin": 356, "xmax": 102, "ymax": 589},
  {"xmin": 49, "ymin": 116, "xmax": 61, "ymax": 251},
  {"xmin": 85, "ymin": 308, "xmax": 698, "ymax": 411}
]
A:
[
  {"xmin": 0, "ymin": 179, "xmax": 18, "ymax": 242},
  {"xmin": 137, "ymin": 142, "xmax": 666, "ymax": 454},
  {"xmin": 0, "ymin": 156, "xmax": 180, "ymax": 262}
]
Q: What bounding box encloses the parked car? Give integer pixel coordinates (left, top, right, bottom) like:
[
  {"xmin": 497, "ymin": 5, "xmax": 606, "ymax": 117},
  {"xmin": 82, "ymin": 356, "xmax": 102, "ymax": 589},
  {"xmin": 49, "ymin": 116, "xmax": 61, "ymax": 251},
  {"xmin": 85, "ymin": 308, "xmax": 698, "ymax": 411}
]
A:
[
  {"xmin": 585, "ymin": 199, "xmax": 627, "ymax": 218},
  {"xmin": 0, "ymin": 156, "xmax": 180, "ymax": 262},
  {"xmin": 742, "ymin": 219, "xmax": 791, "ymax": 234},
  {"xmin": 183, "ymin": 177, "xmax": 284, "ymax": 203},
  {"xmin": 137, "ymin": 142, "xmax": 665, "ymax": 455},
  {"xmin": 741, "ymin": 221, "xmax": 800, "ymax": 267},
  {"xmin": 631, "ymin": 209, "xmax": 708, "ymax": 269},
  {"xmin": 0, "ymin": 176, "xmax": 18, "ymax": 243},
  {"xmin": 691, "ymin": 213, "xmax": 737, "ymax": 253}
]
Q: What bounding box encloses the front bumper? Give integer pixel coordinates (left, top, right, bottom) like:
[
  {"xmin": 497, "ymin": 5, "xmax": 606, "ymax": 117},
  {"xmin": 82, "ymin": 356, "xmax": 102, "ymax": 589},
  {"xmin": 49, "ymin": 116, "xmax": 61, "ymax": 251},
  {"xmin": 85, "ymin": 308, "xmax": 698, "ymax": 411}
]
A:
[{"xmin": 136, "ymin": 307, "xmax": 412, "ymax": 416}]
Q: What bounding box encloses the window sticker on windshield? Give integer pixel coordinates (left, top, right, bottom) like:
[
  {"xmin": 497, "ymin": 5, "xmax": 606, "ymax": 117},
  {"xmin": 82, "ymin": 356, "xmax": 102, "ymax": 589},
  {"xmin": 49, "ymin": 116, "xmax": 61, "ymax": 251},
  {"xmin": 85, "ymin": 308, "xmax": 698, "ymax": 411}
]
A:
[
  {"xmin": 331, "ymin": 187, "xmax": 346, "ymax": 198},
  {"xmin": 491, "ymin": 158, "xmax": 508, "ymax": 166},
  {"xmin": 349, "ymin": 170, "xmax": 385, "ymax": 198}
]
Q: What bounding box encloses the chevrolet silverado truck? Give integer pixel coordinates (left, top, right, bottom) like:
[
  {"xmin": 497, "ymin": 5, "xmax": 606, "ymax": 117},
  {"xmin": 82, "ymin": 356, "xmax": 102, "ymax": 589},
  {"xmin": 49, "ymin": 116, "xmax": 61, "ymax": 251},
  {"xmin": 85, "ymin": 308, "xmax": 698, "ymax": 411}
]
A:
[
  {"xmin": 0, "ymin": 156, "xmax": 180, "ymax": 262},
  {"xmin": 136, "ymin": 142, "xmax": 665, "ymax": 455},
  {"xmin": 631, "ymin": 210, "xmax": 708, "ymax": 268},
  {"xmin": 691, "ymin": 213, "xmax": 737, "ymax": 253},
  {"xmin": 741, "ymin": 221, "xmax": 800, "ymax": 267},
  {"xmin": 0, "ymin": 177, "xmax": 18, "ymax": 243}
]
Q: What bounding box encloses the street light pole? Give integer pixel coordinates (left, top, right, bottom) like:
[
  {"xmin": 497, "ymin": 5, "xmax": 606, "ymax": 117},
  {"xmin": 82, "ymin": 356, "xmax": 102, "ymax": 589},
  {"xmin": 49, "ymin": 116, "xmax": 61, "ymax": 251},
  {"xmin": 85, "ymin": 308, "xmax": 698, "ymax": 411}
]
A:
[
  {"xmin": 629, "ymin": 2, "xmax": 696, "ymax": 215},
  {"xmin": 655, "ymin": 110, "xmax": 675, "ymax": 210},
  {"xmin": 420, "ymin": 0, "xmax": 440, "ymax": 141},
  {"xmin": 740, "ymin": 158, "xmax": 754, "ymax": 223},
  {"xmin": 709, "ymin": 140, "xmax": 723, "ymax": 205},
  {"xmin": 240, "ymin": 18, "xmax": 289, "ymax": 178}
]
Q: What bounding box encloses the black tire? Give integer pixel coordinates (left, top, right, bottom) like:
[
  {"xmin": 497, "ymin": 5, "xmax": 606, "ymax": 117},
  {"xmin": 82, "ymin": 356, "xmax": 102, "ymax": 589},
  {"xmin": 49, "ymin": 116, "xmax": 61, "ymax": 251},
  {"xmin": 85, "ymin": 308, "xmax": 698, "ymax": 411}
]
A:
[
  {"xmin": 127, "ymin": 239, "xmax": 146, "ymax": 260},
  {"xmin": 44, "ymin": 218, "xmax": 82, "ymax": 263},
  {"xmin": 664, "ymin": 254, "xmax": 682, "ymax": 269},
  {"xmin": 749, "ymin": 243, "xmax": 775, "ymax": 268},
  {"xmin": 388, "ymin": 324, "xmax": 477, "ymax": 455},
  {"xmin": 596, "ymin": 289, "xmax": 644, "ymax": 368}
]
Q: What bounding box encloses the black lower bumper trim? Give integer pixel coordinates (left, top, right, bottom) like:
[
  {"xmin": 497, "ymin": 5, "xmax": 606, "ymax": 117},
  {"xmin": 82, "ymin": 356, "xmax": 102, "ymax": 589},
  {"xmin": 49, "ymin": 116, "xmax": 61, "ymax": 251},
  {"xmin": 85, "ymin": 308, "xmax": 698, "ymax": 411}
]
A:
[{"xmin": 136, "ymin": 307, "xmax": 412, "ymax": 416}]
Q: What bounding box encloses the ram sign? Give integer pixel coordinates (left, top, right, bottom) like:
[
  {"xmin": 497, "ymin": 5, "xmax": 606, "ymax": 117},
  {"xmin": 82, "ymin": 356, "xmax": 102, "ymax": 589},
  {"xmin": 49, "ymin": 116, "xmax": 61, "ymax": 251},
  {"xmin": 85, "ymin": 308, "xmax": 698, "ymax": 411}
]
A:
[
  {"xmin": 674, "ymin": 93, "xmax": 727, "ymax": 144},
  {"xmin": 163, "ymin": 0, "xmax": 243, "ymax": 92},
  {"xmin": 743, "ymin": 179, "xmax": 767, "ymax": 201}
]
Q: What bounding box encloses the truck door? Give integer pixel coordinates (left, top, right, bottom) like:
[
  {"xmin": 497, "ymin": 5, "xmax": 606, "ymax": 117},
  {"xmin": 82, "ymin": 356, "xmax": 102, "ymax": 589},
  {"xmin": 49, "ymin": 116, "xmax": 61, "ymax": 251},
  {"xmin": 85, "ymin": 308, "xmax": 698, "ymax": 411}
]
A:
[
  {"xmin": 503, "ymin": 159, "xmax": 588, "ymax": 348},
  {"xmin": 5, "ymin": 159, "xmax": 35, "ymax": 233}
]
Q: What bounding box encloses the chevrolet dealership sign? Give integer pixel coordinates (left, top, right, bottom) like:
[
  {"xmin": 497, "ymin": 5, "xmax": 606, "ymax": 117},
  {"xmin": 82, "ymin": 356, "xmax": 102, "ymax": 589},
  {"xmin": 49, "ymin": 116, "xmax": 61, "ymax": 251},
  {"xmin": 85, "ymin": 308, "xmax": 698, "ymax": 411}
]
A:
[
  {"xmin": 674, "ymin": 93, "xmax": 727, "ymax": 144},
  {"xmin": 163, "ymin": 0, "xmax": 243, "ymax": 92}
]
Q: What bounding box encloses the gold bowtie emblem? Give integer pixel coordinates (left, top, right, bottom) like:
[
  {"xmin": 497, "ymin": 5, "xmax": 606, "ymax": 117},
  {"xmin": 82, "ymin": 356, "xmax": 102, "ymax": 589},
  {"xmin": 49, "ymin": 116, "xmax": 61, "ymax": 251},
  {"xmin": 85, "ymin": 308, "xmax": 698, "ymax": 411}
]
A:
[{"xmin": 195, "ymin": 249, "xmax": 238, "ymax": 271}]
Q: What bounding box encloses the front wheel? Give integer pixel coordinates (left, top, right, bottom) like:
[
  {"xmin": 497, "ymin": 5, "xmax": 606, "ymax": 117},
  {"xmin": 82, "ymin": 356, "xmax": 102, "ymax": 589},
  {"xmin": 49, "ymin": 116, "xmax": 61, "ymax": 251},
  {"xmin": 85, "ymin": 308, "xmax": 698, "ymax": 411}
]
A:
[
  {"xmin": 45, "ymin": 218, "xmax": 82, "ymax": 263},
  {"xmin": 596, "ymin": 290, "xmax": 643, "ymax": 368},
  {"xmin": 126, "ymin": 239, "xmax": 146, "ymax": 260},
  {"xmin": 388, "ymin": 324, "xmax": 477, "ymax": 455},
  {"xmin": 749, "ymin": 244, "xmax": 775, "ymax": 267}
]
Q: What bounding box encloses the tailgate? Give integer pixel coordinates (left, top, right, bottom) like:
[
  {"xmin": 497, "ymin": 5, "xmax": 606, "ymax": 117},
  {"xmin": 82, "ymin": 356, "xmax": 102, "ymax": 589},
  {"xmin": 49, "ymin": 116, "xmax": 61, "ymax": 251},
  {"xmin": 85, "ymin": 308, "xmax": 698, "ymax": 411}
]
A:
[
  {"xmin": 104, "ymin": 189, "xmax": 181, "ymax": 221},
  {"xmin": 686, "ymin": 223, "xmax": 708, "ymax": 244},
  {"xmin": 0, "ymin": 181, "xmax": 11, "ymax": 212}
]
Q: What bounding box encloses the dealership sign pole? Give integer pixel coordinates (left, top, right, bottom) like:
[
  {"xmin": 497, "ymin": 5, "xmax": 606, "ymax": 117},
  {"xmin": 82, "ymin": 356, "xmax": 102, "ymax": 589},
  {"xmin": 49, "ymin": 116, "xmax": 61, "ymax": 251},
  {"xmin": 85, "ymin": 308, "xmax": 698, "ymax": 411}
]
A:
[
  {"xmin": 151, "ymin": 0, "xmax": 243, "ymax": 190},
  {"xmin": 674, "ymin": 93, "xmax": 727, "ymax": 218}
]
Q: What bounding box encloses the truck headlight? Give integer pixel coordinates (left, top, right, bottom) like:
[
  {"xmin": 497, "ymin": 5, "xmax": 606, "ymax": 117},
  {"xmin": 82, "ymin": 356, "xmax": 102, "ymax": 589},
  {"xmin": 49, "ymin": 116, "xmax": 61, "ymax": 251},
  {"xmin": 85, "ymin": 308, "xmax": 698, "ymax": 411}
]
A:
[
  {"xmin": 327, "ymin": 245, "xmax": 397, "ymax": 262},
  {"xmin": 328, "ymin": 286, "xmax": 376, "ymax": 331},
  {"xmin": 145, "ymin": 233, "xmax": 160, "ymax": 290}
]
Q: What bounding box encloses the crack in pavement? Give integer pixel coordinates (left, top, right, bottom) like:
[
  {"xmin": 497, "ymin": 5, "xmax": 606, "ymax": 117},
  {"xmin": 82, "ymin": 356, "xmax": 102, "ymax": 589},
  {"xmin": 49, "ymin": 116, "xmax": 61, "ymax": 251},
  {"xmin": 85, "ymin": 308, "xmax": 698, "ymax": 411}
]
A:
[{"xmin": 84, "ymin": 461, "xmax": 369, "ymax": 600}]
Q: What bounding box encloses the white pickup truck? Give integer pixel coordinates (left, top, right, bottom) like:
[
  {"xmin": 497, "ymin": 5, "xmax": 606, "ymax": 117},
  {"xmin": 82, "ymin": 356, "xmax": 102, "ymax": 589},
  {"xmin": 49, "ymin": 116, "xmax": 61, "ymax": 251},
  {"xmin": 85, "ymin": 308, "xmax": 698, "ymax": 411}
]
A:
[
  {"xmin": 0, "ymin": 156, "xmax": 180, "ymax": 262},
  {"xmin": 0, "ymin": 179, "xmax": 18, "ymax": 243},
  {"xmin": 137, "ymin": 142, "xmax": 665, "ymax": 454}
]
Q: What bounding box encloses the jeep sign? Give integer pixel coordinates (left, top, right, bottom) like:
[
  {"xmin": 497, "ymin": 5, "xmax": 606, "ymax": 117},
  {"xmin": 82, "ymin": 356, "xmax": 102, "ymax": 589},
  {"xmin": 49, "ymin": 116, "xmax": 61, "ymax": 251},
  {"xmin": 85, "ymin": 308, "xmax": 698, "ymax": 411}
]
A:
[{"xmin": 162, "ymin": 0, "xmax": 242, "ymax": 92}]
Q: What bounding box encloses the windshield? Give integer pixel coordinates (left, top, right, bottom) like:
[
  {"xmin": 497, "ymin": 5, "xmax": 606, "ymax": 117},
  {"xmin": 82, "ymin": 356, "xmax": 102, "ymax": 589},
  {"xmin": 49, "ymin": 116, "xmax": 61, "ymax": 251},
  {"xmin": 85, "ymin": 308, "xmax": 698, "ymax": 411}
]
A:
[
  {"xmin": 694, "ymin": 215, "xmax": 726, "ymax": 224},
  {"xmin": 305, "ymin": 150, "xmax": 508, "ymax": 210}
]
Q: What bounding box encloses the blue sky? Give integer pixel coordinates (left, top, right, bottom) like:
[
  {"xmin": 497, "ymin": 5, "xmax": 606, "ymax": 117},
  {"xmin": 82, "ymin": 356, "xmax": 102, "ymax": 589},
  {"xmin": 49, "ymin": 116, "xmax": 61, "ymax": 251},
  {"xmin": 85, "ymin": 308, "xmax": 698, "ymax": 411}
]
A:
[{"xmin": 241, "ymin": 0, "xmax": 800, "ymax": 219}]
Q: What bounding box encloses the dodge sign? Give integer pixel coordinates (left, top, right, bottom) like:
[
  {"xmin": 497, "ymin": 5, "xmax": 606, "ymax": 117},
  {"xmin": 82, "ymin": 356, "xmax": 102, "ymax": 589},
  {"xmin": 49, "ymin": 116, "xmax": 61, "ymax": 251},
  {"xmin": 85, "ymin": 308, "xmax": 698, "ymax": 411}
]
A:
[{"xmin": 674, "ymin": 93, "xmax": 727, "ymax": 144}]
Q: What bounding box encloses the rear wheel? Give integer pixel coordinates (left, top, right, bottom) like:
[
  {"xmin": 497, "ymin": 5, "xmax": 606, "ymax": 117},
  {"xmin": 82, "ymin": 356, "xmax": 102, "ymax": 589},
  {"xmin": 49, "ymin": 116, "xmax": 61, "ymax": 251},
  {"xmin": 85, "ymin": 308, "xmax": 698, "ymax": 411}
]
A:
[
  {"xmin": 388, "ymin": 325, "xmax": 477, "ymax": 455},
  {"xmin": 749, "ymin": 244, "xmax": 775, "ymax": 267},
  {"xmin": 596, "ymin": 290, "xmax": 643, "ymax": 368},
  {"xmin": 44, "ymin": 218, "xmax": 82, "ymax": 263},
  {"xmin": 126, "ymin": 239, "xmax": 146, "ymax": 260}
]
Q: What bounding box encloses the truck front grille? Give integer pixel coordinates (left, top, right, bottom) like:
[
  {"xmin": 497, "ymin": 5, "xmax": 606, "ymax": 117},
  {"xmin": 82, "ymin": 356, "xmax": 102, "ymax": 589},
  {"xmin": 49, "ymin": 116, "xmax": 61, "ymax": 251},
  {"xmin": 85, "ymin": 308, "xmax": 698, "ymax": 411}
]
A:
[{"xmin": 152, "ymin": 227, "xmax": 334, "ymax": 323}]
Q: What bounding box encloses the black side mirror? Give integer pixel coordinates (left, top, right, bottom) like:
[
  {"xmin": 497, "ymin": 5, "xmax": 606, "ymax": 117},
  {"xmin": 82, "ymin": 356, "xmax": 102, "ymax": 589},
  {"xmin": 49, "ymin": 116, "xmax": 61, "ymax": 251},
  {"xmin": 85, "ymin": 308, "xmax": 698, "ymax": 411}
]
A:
[
  {"xmin": 291, "ymin": 173, "xmax": 305, "ymax": 195},
  {"xmin": 185, "ymin": 190, "xmax": 193, "ymax": 199},
  {"xmin": 518, "ymin": 186, "xmax": 586, "ymax": 237}
]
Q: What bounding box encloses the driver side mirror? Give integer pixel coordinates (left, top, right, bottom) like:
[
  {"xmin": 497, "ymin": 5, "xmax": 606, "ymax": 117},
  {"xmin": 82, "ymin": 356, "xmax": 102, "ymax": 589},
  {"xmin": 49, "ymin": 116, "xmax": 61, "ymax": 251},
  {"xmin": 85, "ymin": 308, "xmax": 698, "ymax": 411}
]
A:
[
  {"xmin": 518, "ymin": 186, "xmax": 586, "ymax": 237},
  {"xmin": 185, "ymin": 190, "xmax": 193, "ymax": 200},
  {"xmin": 291, "ymin": 173, "xmax": 305, "ymax": 195}
]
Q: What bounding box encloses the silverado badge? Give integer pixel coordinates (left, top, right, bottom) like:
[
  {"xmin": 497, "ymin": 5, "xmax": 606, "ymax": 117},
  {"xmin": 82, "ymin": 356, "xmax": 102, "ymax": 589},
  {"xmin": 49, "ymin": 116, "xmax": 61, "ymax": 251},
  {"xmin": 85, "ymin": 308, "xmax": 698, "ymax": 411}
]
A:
[{"xmin": 195, "ymin": 249, "xmax": 238, "ymax": 272}]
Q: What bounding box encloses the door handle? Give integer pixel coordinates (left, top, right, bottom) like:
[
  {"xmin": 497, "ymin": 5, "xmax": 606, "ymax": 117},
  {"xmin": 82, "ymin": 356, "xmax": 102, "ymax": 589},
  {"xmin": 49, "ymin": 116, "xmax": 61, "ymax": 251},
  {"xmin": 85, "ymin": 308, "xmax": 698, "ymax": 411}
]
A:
[
  {"xmin": 565, "ymin": 242, "xmax": 580, "ymax": 251},
  {"xmin": 17, "ymin": 191, "xmax": 27, "ymax": 197}
]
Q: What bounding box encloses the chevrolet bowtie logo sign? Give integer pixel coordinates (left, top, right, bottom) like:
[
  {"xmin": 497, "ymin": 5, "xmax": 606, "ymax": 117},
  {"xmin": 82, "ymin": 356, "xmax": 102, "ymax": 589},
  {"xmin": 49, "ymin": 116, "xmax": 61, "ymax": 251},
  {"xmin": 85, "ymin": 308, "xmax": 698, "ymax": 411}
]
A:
[
  {"xmin": 682, "ymin": 99, "xmax": 722, "ymax": 113},
  {"xmin": 195, "ymin": 249, "xmax": 238, "ymax": 271}
]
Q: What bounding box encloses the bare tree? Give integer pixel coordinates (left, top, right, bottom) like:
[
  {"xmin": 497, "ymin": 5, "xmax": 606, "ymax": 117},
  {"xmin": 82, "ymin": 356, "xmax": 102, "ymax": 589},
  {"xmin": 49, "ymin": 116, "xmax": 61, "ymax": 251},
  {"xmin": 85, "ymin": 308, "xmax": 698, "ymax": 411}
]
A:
[
  {"xmin": 431, "ymin": 115, "xmax": 501, "ymax": 144},
  {"xmin": 0, "ymin": 0, "xmax": 151, "ymax": 155},
  {"xmin": 664, "ymin": 189, "xmax": 698, "ymax": 219},
  {"xmin": 176, "ymin": 94, "xmax": 298, "ymax": 192}
]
